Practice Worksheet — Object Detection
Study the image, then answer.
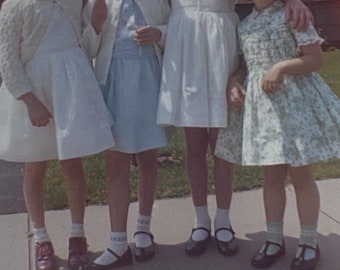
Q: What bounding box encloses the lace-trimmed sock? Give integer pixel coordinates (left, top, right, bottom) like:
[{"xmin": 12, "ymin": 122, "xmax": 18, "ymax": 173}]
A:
[
  {"xmin": 93, "ymin": 232, "xmax": 128, "ymax": 266},
  {"xmin": 70, "ymin": 223, "xmax": 85, "ymax": 238},
  {"xmin": 296, "ymin": 224, "xmax": 318, "ymax": 260},
  {"xmin": 192, "ymin": 205, "xmax": 211, "ymax": 241},
  {"xmin": 214, "ymin": 208, "xmax": 233, "ymax": 242},
  {"xmin": 135, "ymin": 215, "xmax": 152, "ymax": 248},
  {"xmin": 33, "ymin": 227, "xmax": 51, "ymax": 244},
  {"xmin": 265, "ymin": 221, "xmax": 284, "ymax": 255}
]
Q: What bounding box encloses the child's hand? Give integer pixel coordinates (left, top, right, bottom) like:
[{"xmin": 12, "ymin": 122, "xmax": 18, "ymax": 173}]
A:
[
  {"xmin": 284, "ymin": 0, "xmax": 314, "ymax": 31},
  {"xmin": 91, "ymin": 0, "xmax": 108, "ymax": 34},
  {"xmin": 20, "ymin": 93, "xmax": 53, "ymax": 127},
  {"xmin": 261, "ymin": 64, "xmax": 284, "ymax": 93},
  {"xmin": 134, "ymin": 26, "xmax": 161, "ymax": 46},
  {"xmin": 227, "ymin": 80, "xmax": 246, "ymax": 108}
]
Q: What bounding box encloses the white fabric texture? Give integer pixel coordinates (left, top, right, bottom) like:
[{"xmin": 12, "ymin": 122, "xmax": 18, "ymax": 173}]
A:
[
  {"xmin": 0, "ymin": 4, "xmax": 114, "ymax": 162},
  {"xmin": 157, "ymin": 0, "xmax": 239, "ymax": 128},
  {"xmin": 0, "ymin": 0, "xmax": 85, "ymax": 98}
]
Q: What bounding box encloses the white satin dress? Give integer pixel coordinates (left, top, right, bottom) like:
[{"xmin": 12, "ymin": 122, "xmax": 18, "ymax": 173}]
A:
[{"xmin": 157, "ymin": 0, "xmax": 239, "ymax": 128}]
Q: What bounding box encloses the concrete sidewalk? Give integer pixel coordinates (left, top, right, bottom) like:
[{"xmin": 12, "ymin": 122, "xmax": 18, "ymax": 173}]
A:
[
  {"xmin": 0, "ymin": 160, "xmax": 26, "ymax": 215},
  {"xmin": 1, "ymin": 180, "xmax": 340, "ymax": 270}
]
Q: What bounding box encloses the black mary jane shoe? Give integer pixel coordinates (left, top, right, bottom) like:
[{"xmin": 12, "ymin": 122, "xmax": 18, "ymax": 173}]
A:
[
  {"xmin": 134, "ymin": 231, "xmax": 155, "ymax": 262},
  {"xmin": 290, "ymin": 245, "xmax": 320, "ymax": 270},
  {"xmin": 215, "ymin": 227, "xmax": 239, "ymax": 257},
  {"xmin": 185, "ymin": 227, "xmax": 211, "ymax": 256},
  {"xmin": 87, "ymin": 247, "xmax": 132, "ymax": 270},
  {"xmin": 251, "ymin": 241, "xmax": 285, "ymax": 269}
]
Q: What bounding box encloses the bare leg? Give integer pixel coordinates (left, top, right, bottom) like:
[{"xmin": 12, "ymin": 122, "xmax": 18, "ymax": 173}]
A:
[
  {"xmin": 214, "ymin": 157, "xmax": 234, "ymax": 209},
  {"xmin": 60, "ymin": 158, "xmax": 86, "ymax": 224},
  {"xmin": 136, "ymin": 149, "xmax": 158, "ymax": 216},
  {"xmin": 24, "ymin": 162, "xmax": 57, "ymax": 270},
  {"xmin": 23, "ymin": 162, "xmax": 47, "ymax": 229},
  {"xmin": 289, "ymin": 165, "xmax": 319, "ymax": 263},
  {"xmin": 60, "ymin": 158, "xmax": 88, "ymax": 270},
  {"xmin": 91, "ymin": 151, "xmax": 131, "ymax": 266},
  {"xmin": 289, "ymin": 165, "xmax": 319, "ymax": 225},
  {"xmin": 262, "ymin": 165, "xmax": 288, "ymax": 254},
  {"xmin": 184, "ymin": 127, "xmax": 209, "ymax": 207},
  {"xmin": 106, "ymin": 151, "xmax": 131, "ymax": 232},
  {"xmin": 211, "ymin": 126, "xmax": 234, "ymax": 209},
  {"xmin": 134, "ymin": 149, "xmax": 158, "ymax": 253},
  {"xmin": 251, "ymin": 165, "xmax": 288, "ymax": 266},
  {"xmin": 212, "ymin": 128, "xmax": 237, "ymax": 249},
  {"xmin": 263, "ymin": 165, "xmax": 288, "ymax": 222},
  {"xmin": 184, "ymin": 128, "xmax": 217, "ymax": 254}
]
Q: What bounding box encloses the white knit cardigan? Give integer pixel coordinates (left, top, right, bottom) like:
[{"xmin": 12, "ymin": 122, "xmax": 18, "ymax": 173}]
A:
[
  {"xmin": 82, "ymin": 0, "xmax": 171, "ymax": 85},
  {"xmin": 0, "ymin": 0, "xmax": 85, "ymax": 98}
]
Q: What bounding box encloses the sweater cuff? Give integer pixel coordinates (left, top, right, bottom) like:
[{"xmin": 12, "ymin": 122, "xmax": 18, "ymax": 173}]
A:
[
  {"xmin": 82, "ymin": 24, "xmax": 102, "ymax": 58},
  {"xmin": 155, "ymin": 25, "xmax": 167, "ymax": 49},
  {"xmin": 11, "ymin": 87, "xmax": 32, "ymax": 100}
]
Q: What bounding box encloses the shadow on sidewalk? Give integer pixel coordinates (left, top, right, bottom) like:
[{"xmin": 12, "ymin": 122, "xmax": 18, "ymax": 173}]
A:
[
  {"xmin": 53, "ymin": 233, "xmax": 340, "ymax": 270},
  {"xmin": 245, "ymin": 231, "xmax": 340, "ymax": 270}
]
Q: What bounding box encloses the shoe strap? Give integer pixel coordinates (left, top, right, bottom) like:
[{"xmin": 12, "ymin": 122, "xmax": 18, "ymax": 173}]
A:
[
  {"xmin": 296, "ymin": 244, "xmax": 319, "ymax": 260},
  {"xmin": 106, "ymin": 248, "xmax": 121, "ymax": 260},
  {"xmin": 133, "ymin": 231, "xmax": 154, "ymax": 241},
  {"xmin": 215, "ymin": 227, "xmax": 235, "ymax": 236},
  {"xmin": 192, "ymin": 227, "xmax": 211, "ymax": 234},
  {"xmin": 261, "ymin": 241, "xmax": 284, "ymax": 255}
]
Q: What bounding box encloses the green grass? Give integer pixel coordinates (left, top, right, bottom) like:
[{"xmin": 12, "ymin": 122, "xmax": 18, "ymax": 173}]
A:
[{"xmin": 45, "ymin": 50, "xmax": 340, "ymax": 210}]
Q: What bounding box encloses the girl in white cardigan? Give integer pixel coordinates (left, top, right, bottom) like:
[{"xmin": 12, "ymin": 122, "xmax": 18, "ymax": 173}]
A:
[
  {"xmin": 83, "ymin": 0, "xmax": 171, "ymax": 269},
  {"xmin": 0, "ymin": 1, "xmax": 114, "ymax": 270}
]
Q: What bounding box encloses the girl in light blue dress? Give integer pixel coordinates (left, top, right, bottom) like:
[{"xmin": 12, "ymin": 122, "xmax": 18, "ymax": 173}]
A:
[
  {"xmin": 215, "ymin": 1, "xmax": 340, "ymax": 269},
  {"xmin": 83, "ymin": 0, "xmax": 170, "ymax": 268}
]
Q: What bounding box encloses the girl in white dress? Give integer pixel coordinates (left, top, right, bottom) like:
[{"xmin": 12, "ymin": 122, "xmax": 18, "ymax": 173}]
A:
[
  {"xmin": 0, "ymin": 1, "xmax": 114, "ymax": 269},
  {"xmin": 216, "ymin": 0, "xmax": 340, "ymax": 269},
  {"xmin": 157, "ymin": 0, "xmax": 315, "ymax": 258}
]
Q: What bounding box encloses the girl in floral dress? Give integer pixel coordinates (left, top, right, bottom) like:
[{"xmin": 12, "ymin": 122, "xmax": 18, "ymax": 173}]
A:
[{"xmin": 215, "ymin": 0, "xmax": 340, "ymax": 269}]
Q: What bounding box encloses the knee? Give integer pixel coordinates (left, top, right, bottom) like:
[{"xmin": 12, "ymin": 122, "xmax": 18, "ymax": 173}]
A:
[
  {"xmin": 264, "ymin": 178, "xmax": 285, "ymax": 191},
  {"xmin": 106, "ymin": 153, "xmax": 130, "ymax": 183},
  {"xmin": 137, "ymin": 150, "xmax": 158, "ymax": 170},
  {"xmin": 291, "ymin": 178, "xmax": 316, "ymax": 192},
  {"xmin": 60, "ymin": 158, "xmax": 83, "ymax": 176},
  {"xmin": 24, "ymin": 162, "xmax": 47, "ymax": 180},
  {"xmin": 289, "ymin": 165, "xmax": 314, "ymax": 191}
]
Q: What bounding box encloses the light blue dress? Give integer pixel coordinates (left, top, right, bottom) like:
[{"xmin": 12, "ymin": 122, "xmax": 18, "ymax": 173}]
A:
[{"xmin": 101, "ymin": 0, "xmax": 168, "ymax": 153}]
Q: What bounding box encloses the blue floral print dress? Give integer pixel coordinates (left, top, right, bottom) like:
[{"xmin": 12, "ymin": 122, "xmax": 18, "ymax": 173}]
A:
[{"xmin": 215, "ymin": 0, "xmax": 340, "ymax": 167}]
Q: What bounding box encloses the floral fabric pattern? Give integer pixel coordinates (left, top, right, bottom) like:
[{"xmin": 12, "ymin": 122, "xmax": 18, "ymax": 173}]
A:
[{"xmin": 215, "ymin": 0, "xmax": 340, "ymax": 167}]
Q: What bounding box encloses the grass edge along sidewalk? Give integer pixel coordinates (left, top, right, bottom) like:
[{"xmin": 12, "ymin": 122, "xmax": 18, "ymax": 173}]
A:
[{"xmin": 44, "ymin": 50, "xmax": 340, "ymax": 210}]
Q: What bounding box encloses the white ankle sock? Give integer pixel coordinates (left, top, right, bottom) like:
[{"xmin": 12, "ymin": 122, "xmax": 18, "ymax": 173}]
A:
[
  {"xmin": 214, "ymin": 208, "xmax": 233, "ymax": 242},
  {"xmin": 192, "ymin": 205, "xmax": 211, "ymax": 241},
  {"xmin": 70, "ymin": 223, "xmax": 85, "ymax": 238},
  {"xmin": 135, "ymin": 215, "xmax": 152, "ymax": 248},
  {"xmin": 94, "ymin": 232, "xmax": 128, "ymax": 266},
  {"xmin": 33, "ymin": 227, "xmax": 50, "ymax": 244},
  {"xmin": 265, "ymin": 221, "xmax": 284, "ymax": 255},
  {"xmin": 296, "ymin": 224, "xmax": 318, "ymax": 260}
]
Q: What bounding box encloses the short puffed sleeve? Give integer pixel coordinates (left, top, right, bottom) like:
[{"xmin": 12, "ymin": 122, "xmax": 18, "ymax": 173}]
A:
[{"xmin": 291, "ymin": 22, "xmax": 324, "ymax": 49}]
